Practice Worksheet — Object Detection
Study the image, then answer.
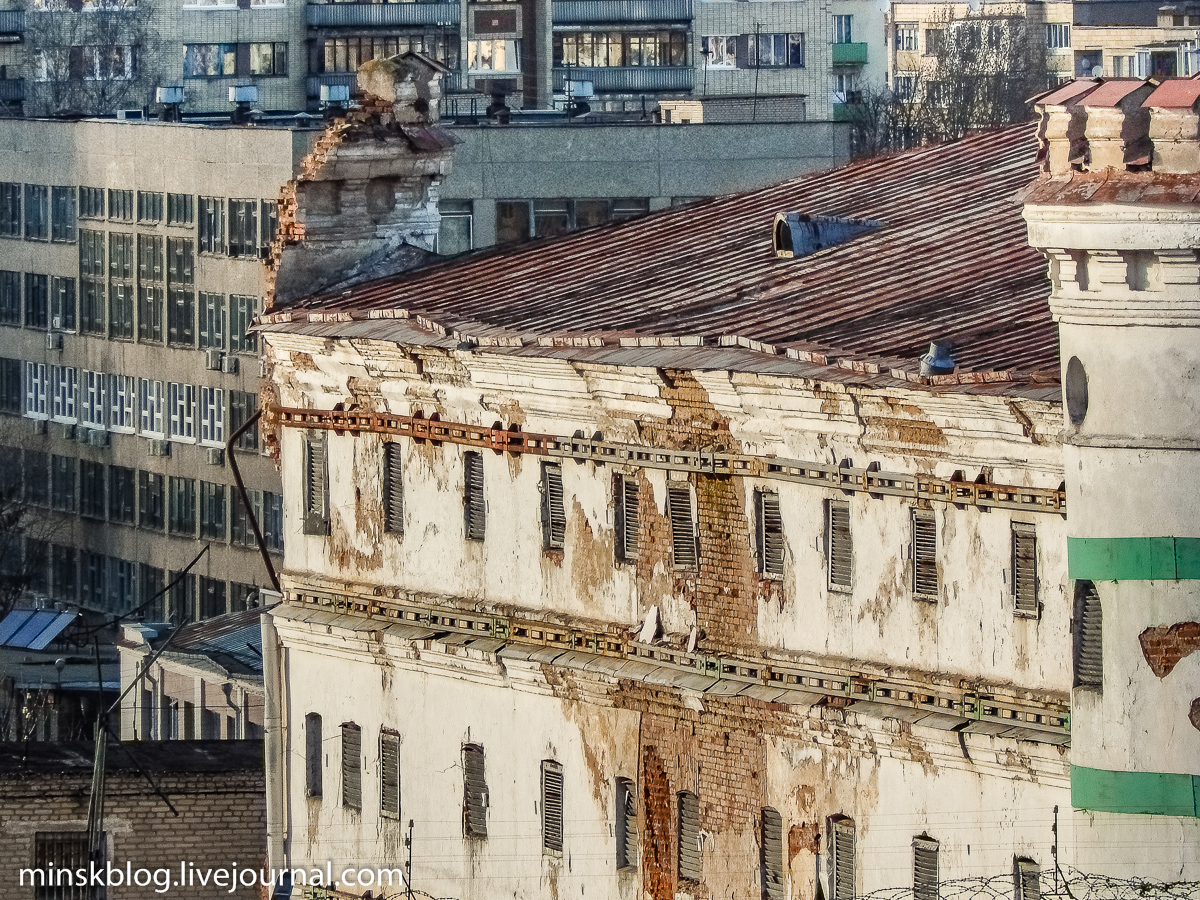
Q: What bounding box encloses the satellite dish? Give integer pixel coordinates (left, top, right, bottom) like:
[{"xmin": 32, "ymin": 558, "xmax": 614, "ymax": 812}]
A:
[{"xmin": 1091, "ymin": 65, "xmax": 1103, "ymax": 77}]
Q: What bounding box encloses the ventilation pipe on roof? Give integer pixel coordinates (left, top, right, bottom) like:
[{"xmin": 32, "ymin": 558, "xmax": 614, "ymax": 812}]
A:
[{"xmin": 919, "ymin": 341, "xmax": 956, "ymax": 376}]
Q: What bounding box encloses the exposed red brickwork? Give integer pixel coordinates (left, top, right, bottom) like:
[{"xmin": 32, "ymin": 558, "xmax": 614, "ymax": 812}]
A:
[{"xmin": 1139, "ymin": 621, "xmax": 1200, "ymax": 678}]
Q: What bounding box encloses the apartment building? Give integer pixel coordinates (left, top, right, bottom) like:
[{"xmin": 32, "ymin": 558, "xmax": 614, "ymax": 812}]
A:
[{"xmin": 0, "ymin": 117, "xmax": 314, "ymax": 624}]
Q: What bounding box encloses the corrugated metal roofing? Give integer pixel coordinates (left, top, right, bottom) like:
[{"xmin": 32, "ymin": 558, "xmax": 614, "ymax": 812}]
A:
[
  {"xmin": 0, "ymin": 609, "xmax": 77, "ymax": 650},
  {"xmin": 163, "ymin": 607, "xmax": 265, "ymax": 676},
  {"xmin": 264, "ymin": 124, "xmax": 1060, "ymax": 382}
]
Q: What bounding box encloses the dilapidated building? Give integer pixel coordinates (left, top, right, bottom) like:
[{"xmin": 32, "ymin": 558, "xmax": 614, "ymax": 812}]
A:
[{"xmin": 254, "ymin": 79, "xmax": 1199, "ymax": 899}]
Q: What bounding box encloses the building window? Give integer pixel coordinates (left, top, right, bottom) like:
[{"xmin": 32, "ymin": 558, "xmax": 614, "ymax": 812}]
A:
[
  {"xmin": 138, "ymin": 233, "xmax": 165, "ymax": 342},
  {"xmin": 52, "ymin": 277, "xmax": 76, "ymax": 331},
  {"xmin": 199, "ymin": 481, "xmax": 226, "ymax": 540},
  {"xmin": 833, "ymin": 14, "xmax": 853, "ymax": 43},
  {"xmin": 315, "ymin": 34, "xmax": 458, "ymax": 74},
  {"xmin": 109, "ymin": 465, "xmax": 135, "ymax": 524},
  {"xmin": 750, "ymin": 32, "xmax": 804, "ymax": 67},
  {"xmin": 25, "ymin": 273, "xmax": 49, "ymax": 329},
  {"xmin": 540, "ymin": 462, "xmax": 566, "ymax": 550},
  {"xmin": 50, "ymin": 365, "xmax": 77, "ymax": 423},
  {"xmin": 228, "ymin": 200, "xmax": 259, "ymax": 258},
  {"xmin": 827, "ymin": 500, "xmax": 852, "ymax": 590},
  {"xmin": 554, "ymin": 30, "xmax": 686, "ymax": 67},
  {"xmin": 1046, "ymin": 23, "xmax": 1070, "ymax": 49},
  {"xmin": 541, "ymin": 759, "xmax": 564, "ymax": 854},
  {"xmin": 167, "ymin": 238, "xmax": 195, "ymax": 345},
  {"xmin": 139, "ymin": 471, "xmax": 164, "ymax": 530},
  {"xmin": 755, "ymin": 488, "xmax": 784, "ymax": 577},
  {"xmin": 303, "ymin": 431, "xmax": 329, "ymax": 535},
  {"xmin": 383, "ymin": 442, "xmax": 404, "ymax": 535},
  {"xmin": 185, "ymin": 43, "xmax": 236, "ymax": 77},
  {"xmin": 468, "ymin": 39, "xmax": 521, "ymax": 72},
  {"xmin": 52, "ymin": 544, "xmax": 78, "ymax": 601},
  {"xmin": 677, "ymin": 791, "xmax": 700, "ymax": 881},
  {"xmin": 264, "ymin": 490, "xmax": 284, "ymax": 553},
  {"xmin": 109, "ymin": 283, "xmax": 134, "ymax": 340},
  {"xmin": 250, "ymin": 42, "xmax": 288, "ymax": 75},
  {"xmin": 761, "ymin": 808, "xmax": 785, "ymax": 900},
  {"xmin": 341, "ymin": 722, "xmax": 362, "ymax": 810},
  {"xmin": 495, "ymin": 197, "xmax": 649, "ymax": 243},
  {"xmin": 1014, "ymin": 858, "xmax": 1041, "ymax": 900},
  {"xmin": 108, "ymin": 189, "xmax": 133, "ymax": 222},
  {"xmin": 199, "ymin": 386, "xmax": 224, "ymax": 447},
  {"xmin": 27, "ymin": 450, "xmax": 50, "ymax": 506},
  {"xmin": 25, "ymin": 362, "xmax": 48, "ymax": 419},
  {"xmin": 0, "ymin": 182, "xmax": 20, "ymax": 237},
  {"xmin": 79, "ymin": 229, "xmax": 105, "ymax": 334},
  {"xmin": 199, "ymin": 575, "xmax": 226, "ymax": 618},
  {"xmin": 911, "ymin": 510, "xmax": 937, "ymax": 599},
  {"xmin": 81, "ymin": 370, "xmax": 106, "ymax": 430},
  {"xmin": 381, "ymin": 730, "xmax": 401, "ymax": 819},
  {"xmin": 894, "ymin": 74, "xmax": 917, "ymax": 101},
  {"xmin": 25, "ymin": 185, "xmax": 48, "ymax": 241},
  {"xmin": 78, "ymin": 186, "xmax": 104, "ymax": 219},
  {"xmin": 231, "ymin": 582, "xmax": 257, "ymax": 611},
  {"xmin": 168, "ymin": 570, "xmax": 196, "ymax": 623},
  {"xmin": 895, "ymin": 22, "xmax": 918, "ymax": 50},
  {"xmin": 34, "ymin": 832, "xmax": 94, "ymax": 900},
  {"xmin": 51, "ymin": 186, "xmax": 76, "ymax": 243},
  {"xmin": 437, "ymin": 200, "xmax": 473, "ymax": 256},
  {"xmin": 230, "ymin": 390, "xmax": 259, "ymax": 450},
  {"xmin": 913, "ymin": 835, "xmax": 939, "ymax": 900},
  {"xmin": 137, "ymin": 191, "xmax": 164, "ymax": 223},
  {"xmin": 140, "ymin": 565, "xmax": 164, "ymax": 619},
  {"xmin": 139, "ymin": 378, "xmax": 165, "ymax": 436},
  {"xmin": 51, "ymin": 455, "xmax": 76, "ymax": 512},
  {"xmin": 615, "ymin": 474, "xmax": 639, "ymax": 562},
  {"xmin": 463, "ymin": 743, "xmax": 488, "ymax": 838},
  {"xmin": 616, "ymin": 778, "xmax": 637, "ymax": 869},
  {"xmin": 198, "ymin": 197, "xmax": 224, "ymax": 253},
  {"xmin": 0, "ymin": 358, "xmax": 20, "ymax": 413},
  {"xmin": 167, "ymin": 382, "xmax": 196, "ymax": 442},
  {"xmin": 925, "ymin": 29, "xmax": 944, "ymax": 56},
  {"xmin": 231, "ymin": 490, "xmax": 259, "ymax": 548},
  {"xmin": 667, "ymin": 483, "xmax": 697, "ymax": 569},
  {"xmin": 829, "ymin": 817, "xmax": 855, "ymax": 900},
  {"xmin": 81, "ymin": 550, "xmax": 106, "ymax": 609},
  {"xmin": 168, "ymin": 475, "xmax": 196, "ymax": 536},
  {"xmin": 200, "ymin": 293, "xmax": 225, "ymax": 349},
  {"xmin": 0, "ymin": 270, "xmax": 19, "ymax": 325},
  {"xmin": 109, "ymin": 558, "xmax": 135, "ymax": 612},
  {"xmin": 703, "ymin": 34, "xmax": 736, "ymax": 67},
  {"xmin": 1012, "ymin": 523, "xmax": 1038, "ymax": 616},
  {"xmin": 229, "ymin": 295, "xmax": 258, "ymax": 353},
  {"xmin": 261, "ymin": 200, "xmax": 278, "ymax": 247},
  {"xmin": 1073, "ymin": 580, "xmax": 1102, "ymax": 689},
  {"xmin": 463, "ymin": 451, "xmax": 486, "ymax": 541},
  {"xmin": 167, "ymin": 193, "xmax": 194, "ymax": 226},
  {"xmin": 306, "ymin": 713, "xmax": 323, "ymax": 797}
]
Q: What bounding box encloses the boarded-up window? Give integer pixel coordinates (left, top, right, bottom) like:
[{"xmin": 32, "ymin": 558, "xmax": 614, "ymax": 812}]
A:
[
  {"xmin": 541, "ymin": 463, "xmax": 566, "ymax": 550},
  {"xmin": 464, "ymin": 452, "xmax": 486, "ymax": 542},
  {"xmin": 1014, "ymin": 858, "xmax": 1041, "ymax": 900},
  {"xmin": 1073, "ymin": 580, "xmax": 1102, "ymax": 690},
  {"xmin": 668, "ymin": 484, "xmax": 697, "ymax": 569},
  {"xmin": 303, "ymin": 431, "xmax": 329, "ymax": 535},
  {"xmin": 761, "ymin": 807, "xmax": 784, "ymax": 900},
  {"xmin": 305, "ymin": 713, "xmax": 322, "ymax": 797},
  {"xmin": 380, "ymin": 731, "xmax": 401, "ymax": 819},
  {"xmin": 1012, "ymin": 523, "xmax": 1037, "ymax": 616},
  {"xmin": 541, "ymin": 759, "xmax": 564, "ymax": 853},
  {"xmin": 677, "ymin": 791, "xmax": 700, "ymax": 881},
  {"xmin": 912, "ymin": 510, "xmax": 938, "ymax": 598},
  {"xmin": 913, "ymin": 835, "xmax": 939, "ymax": 900},
  {"xmin": 616, "ymin": 475, "xmax": 639, "ymax": 561},
  {"xmin": 383, "ymin": 442, "xmax": 404, "ymax": 535},
  {"xmin": 828, "ymin": 500, "xmax": 853, "ymax": 589},
  {"xmin": 830, "ymin": 817, "xmax": 855, "ymax": 900},
  {"xmin": 341, "ymin": 722, "xmax": 361, "ymax": 810},
  {"xmin": 756, "ymin": 490, "xmax": 784, "ymax": 577},
  {"xmin": 463, "ymin": 743, "xmax": 488, "ymax": 838},
  {"xmin": 616, "ymin": 778, "xmax": 638, "ymax": 870}
]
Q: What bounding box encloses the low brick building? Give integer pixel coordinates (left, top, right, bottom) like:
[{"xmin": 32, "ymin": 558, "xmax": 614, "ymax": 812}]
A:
[{"xmin": 0, "ymin": 740, "xmax": 266, "ymax": 900}]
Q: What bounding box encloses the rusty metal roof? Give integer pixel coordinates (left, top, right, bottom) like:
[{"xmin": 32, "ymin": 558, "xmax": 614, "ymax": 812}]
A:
[
  {"xmin": 1143, "ymin": 78, "xmax": 1200, "ymax": 108},
  {"xmin": 1081, "ymin": 79, "xmax": 1153, "ymax": 107},
  {"xmin": 1039, "ymin": 79, "xmax": 1102, "ymax": 106},
  {"xmin": 264, "ymin": 123, "xmax": 1060, "ymax": 387},
  {"xmin": 1019, "ymin": 168, "xmax": 1200, "ymax": 205}
]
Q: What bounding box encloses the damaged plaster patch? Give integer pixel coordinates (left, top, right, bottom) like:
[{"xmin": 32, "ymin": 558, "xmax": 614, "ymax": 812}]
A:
[
  {"xmin": 1139, "ymin": 622, "xmax": 1200, "ymax": 678},
  {"xmin": 1190, "ymin": 698, "xmax": 1200, "ymax": 732}
]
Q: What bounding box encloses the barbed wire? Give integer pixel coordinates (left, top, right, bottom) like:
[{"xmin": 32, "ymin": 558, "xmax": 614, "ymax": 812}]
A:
[{"xmin": 860, "ymin": 866, "xmax": 1200, "ymax": 900}]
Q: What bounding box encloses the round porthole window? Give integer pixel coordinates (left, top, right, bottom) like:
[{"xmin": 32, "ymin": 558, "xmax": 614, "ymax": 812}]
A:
[{"xmin": 1065, "ymin": 356, "xmax": 1088, "ymax": 425}]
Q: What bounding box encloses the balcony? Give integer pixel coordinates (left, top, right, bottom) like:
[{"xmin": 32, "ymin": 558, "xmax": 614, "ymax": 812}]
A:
[
  {"xmin": 552, "ymin": 66, "xmax": 693, "ymax": 92},
  {"xmin": 0, "ymin": 9, "xmax": 23, "ymax": 39},
  {"xmin": 831, "ymin": 42, "xmax": 868, "ymax": 66},
  {"xmin": 306, "ymin": 1, "xmax": 459, "ymax": 27},
  {"xmin": 0, "ymin": 78, "xmax": 24, "ymax": 102},
  {"xmin": 551, "ymin": 0, "xmax": 691, "ymax": 24},
  {"xmin": 308, "ymin": 69, "xmax": 468, "ymax": 98}
]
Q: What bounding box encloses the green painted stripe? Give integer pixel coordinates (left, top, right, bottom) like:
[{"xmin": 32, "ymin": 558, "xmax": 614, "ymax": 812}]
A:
[
  {"xmin": 1068, "ymin": 537, "xmax": 1200, "ymax": 581},
  {"xmin": 1071, "ymin": 765, "xmax": 1200, "ymax": 818}
]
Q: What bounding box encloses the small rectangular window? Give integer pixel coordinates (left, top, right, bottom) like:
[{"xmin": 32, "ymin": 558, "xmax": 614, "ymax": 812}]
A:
[
  {"xmin": 168, "ymin": 475, "xmax": 196, "ymax": 536},
  {"xmin": 667, "ymin": 483, "xmax": 697, "ymax": 569},
  {"xmin": 1012, "ymin": 523, "xmax": 1038, "ymax": 616},
  {"xmin": 137, "ymin": 191, "xmax": 164, "ymax": 223},
  {"xmin": 199, "ymin": 481, "xmax": 226, "ymax": 540},
  {"xmin": 167, "ymin": 192, "xmax": 194, "ymax": 226},
  {"xmin": 51, "ymin": 277, "xmax": 76, "ymax": 331},
  {"xmin": 108, "ymin": 189, "xmax": 133, "ymax": 223},
  {"xmin": 200, "ymin": 292, "xmax": 226, "ymax": 350},
  {"xmin": 51, "ymin": 186, "xmax": 77, "ymax": 243},
  {"xmin": 384, "ymin": 442, "xmax": 404, "ymax": 535},
  {"xmin": 198, "ymin": 196, "xmax": 225, "ymax": 254},
  {"xmin": 34, "ymin": 832, "xmax": 94, "ymax": 898},
  {"xmin": 305, "ymin": 712, "xmax": 323, "ymax": 797},
  {"xmin": 828, "ymin": 500, "xmax": 853, "ymax": 590},
  {"xmin": 303, "ymin": 431, "xmax": 330, "ymax": 535},
  {"xmin": 25, "ymin": 184, "xmax": 48, "ymax": 240},
  {"xmin": 199, "ymin": 386, "xmax": 224, "ymax": 447},
  {"xmin": 1014, "ymin": 858, "xmax": 1041, "ymax": 900},
  {"xmin": 51, "ymin": 455, "xmax": 76, "ymax": 512},
  {"xmin": 1073, "ymin": 580, "xmax": 1103, "ymax": 689},
  {"xmin": 0, "ymin": 182, "xmax": 21, "ymax": 236},
  {"xmin": 229, "ymin": 295, "xmax": 259, "ymax": 353},
  {"xmin": 341, "ymin": 722, "xmax": 362, "ymax": 810},
  {"xmin": 264, "ymin": 491, "xmax": 284, "ymax": 554},
  {"xmin": 109, "ymin": 283, "xmax": 134, "ymax": 340},
  {"xmin": 381, "ymin": 730, "xmax": 401, "ymax": 819},
  {"xmin": 616, "ymin": 778, "xmax": 638, "ymax": 870},
  {"xmin": 542, "ymin": 759, "xmax": 564, "ymax": 854},
  {"xmin": 464, "ymin": 451, "xmax": 485, "ymax": 541},
  {"xmin": 109, "ymin": 465, "xmax": 135, "ymax": 524},
  {"xmin": 761, "ymin": 808, "xmax": 784, "ymax": 900},
  {"xmin": 912, "ymin": 510, "xmax": 938, "ymax": 599},
  {"xmin": 167, "ymin": 238, "xmax": 196, "ymax": 346},
  {"xmin": 139, "ymin": 471, "xmax": 164, "ymax": 530},
  {"xmin": 228, "ymin": 199, "xmax": 259, "ymax": 258},
  {"xmin": 756, "ymin": 489, "xmax": 784, "ymax": 577},
  {"xmin": 541, "ymin": 462, "xmax": 566, "ymax": 550},
  {"xmin": 168, "ymin": 570, "xmax": 196, "ymax": 623},
  {"xmin": 79, "ymin": 187, "xmax": 105, "ymax": 219},
  {"xmin": 677, "ymin": 791, "xmax": 700, "ymax": 881},
  {"xmin": 830, "ymin": 818, "xmax": 855, "ymax": 900},
  {"xmin": 139, "ymin": 378, "xmax": 165, "ymax": 436},
  {"xmin": 27, "ymin": 450, "xmax": 50, "ymax": 506},
  {"xmin": 199, "ymin": 575, "xmax": 227, "ymax": 618},
  {"xmin": 913, "ymin": 836, "xmax": 939, "ymax": 900},
  {"xmin": 230, "ymin": 390, "xmax": 259, "ymax": 450},
  {"xmin": 167, "ymin": 382, "xmax": 196, "ymax": 442},
  {"xmin": 26, "ymin": 273, "xmax": 49, "ymax": 330},
  {"xmin": 616, "ymin": 474, "xmax": 639, "ymax": 562},
  {"xmin": 0, "ymin": 271, "xmax": 19, "ymax": 325},
  {"xmin": 463, "ymin": 743, "xmax": 488, "ymax": 838},
  {"xmin": 0, "ymin": 357, "xmax": 21, "ymax": 413},
  {"xmin": 80, "ymin": 460, "xmax": 105, "ymax": 520}
]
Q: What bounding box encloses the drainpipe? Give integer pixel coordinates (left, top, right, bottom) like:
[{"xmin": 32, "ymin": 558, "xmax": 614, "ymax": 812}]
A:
[{"xmin": 261, "ymin": 612, "xmax": 287, "ymax": 880}]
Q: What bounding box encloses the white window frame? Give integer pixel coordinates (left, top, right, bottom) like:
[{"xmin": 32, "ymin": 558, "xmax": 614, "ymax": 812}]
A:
[
  {"xmin": 468, "ymin": 39, "xmax": 521, "ymax": 73},
  {"xmin": 139, "ymin": 378, "xmax": 165, "ymax": 437},
  {"xmin": 168, "ymin": 382, "xmax": 196, "ymax": 443},
  {"xmin": 705, "ymin": 35, "xmax": 737, "ymax": 67},
  {"xmin": 199, "ymin": 386, "xmax": 225, "ymax": 447},
  {"xmin": 81, "ymin": 370, "xmax": 107, "ymax": 429},
  {"xmin": 109, "ymin": 375, "xmax": 135, "ymax": 433},
  {"xmin": 51, "ymin": 365, "xmax": 78, "ymax": 423},
  {"xmin": 25, "ymin": 362, "xmax": 48, "ymax": 419}
]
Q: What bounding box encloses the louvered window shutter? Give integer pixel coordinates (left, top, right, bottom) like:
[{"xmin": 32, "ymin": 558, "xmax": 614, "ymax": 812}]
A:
[
  {"xmin": 761, "ymin": 808, "xmax": 784, "ymax": 900},
  {"xmin": 541, "ymin": 760, "xmax": 564, "ymax": 853},
  {"xmin": 668, "ymin": 485, "xmax": 697, "ymax": 569},
  {"xmin": 542, "ymin": 464, "xmax": 566, "ymax": 550},
  {"xmin": 380, "ymin": 732, "xmax": 401, "ymax": 819},
  {"xmin": 1014, "ymin": 858, "xmax": 1041, "ymax": 900},
  {"xmin": 616, "ymin": 778, "xmax": 638, "ymax": 869},
  {"xmin": 757, "ymin": 491, "xmax": 784, "ymax": 577},
  {"xmin": 912, "ymin": 836, "xmax": 939, "ymax": 900},
  {"xmin": 464, "ymin": 452, "xmax": 486, "ymax": 542},
  {"xmin": 305, "ymin": 713, "xmax": 322, "ymax": 797},
  {"xmin": 384, "ymin": 443, "xmax": 404, "ymax": 535},
  {"xmin": 831, "ymin": 819, "xmax": 856, "ymax": 900},
  {"xmin": 463, "ymin": 744, "xmax": 488, "ymax": 838},
  {"xmin": 618, "ymin": 476, "xmax": 640, "ymax": 561},
  {"xmin": 304, "ymin": 432, "xmax": 329, "ymax": 535},
  {"xmin": 1074, "ymin": 580, "xmax": 1103, "ymax": 689},
  {"xmin": 829, "ymin": 500, "xmax": 853, "ymax": 589},
  {"xmin": 677, "ymin": 791, "xmax": 700, "ymax": 881},
  {"xmin": 912, "ymin": 511, "xmax": 938, "ymax": 597},
  {"xmin": 1012, "ymin": 524, "xmax": 1037, "ymax": 615},
  {"xmin": 341, "ymin": 723, "xmax": 361, "ymax": 811}
]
